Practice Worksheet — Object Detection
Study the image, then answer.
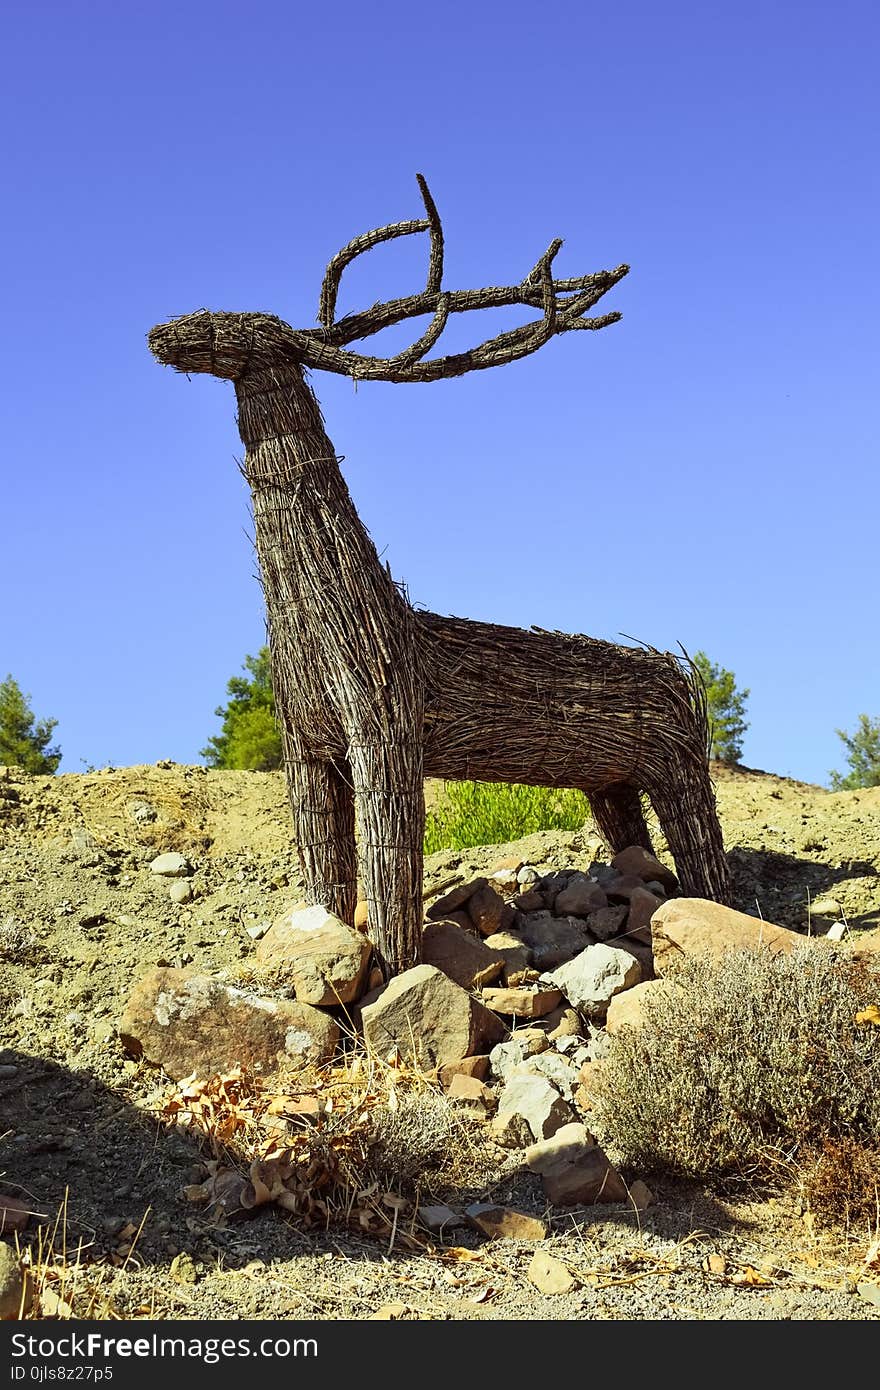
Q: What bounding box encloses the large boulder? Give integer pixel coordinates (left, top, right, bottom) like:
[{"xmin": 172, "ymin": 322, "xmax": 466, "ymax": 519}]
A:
[
  {"xmin": 119, "ymin": 968, "xmax": 339, "ymax": 1079},
  {"xmin": 360, "ymin": 965, "xmax": 506, "ymax": 1068},
  {"xmin": 651, "ymin": 898, "xmax": 807, "ymax": 975},
  {"xmin": 255, "ymin": 904, "xmax": 371, "ymax": 1005}
]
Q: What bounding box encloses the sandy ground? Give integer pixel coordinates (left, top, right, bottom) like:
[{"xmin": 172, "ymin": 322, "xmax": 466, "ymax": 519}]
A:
[{"xmin": 1, "ymin": 760, "xmax": 879, "ymax": 1322}]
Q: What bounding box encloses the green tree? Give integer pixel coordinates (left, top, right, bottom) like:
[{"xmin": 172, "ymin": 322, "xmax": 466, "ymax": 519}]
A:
[
  {"xmin": 0, "ymin": 675, "xmax": 62, "ymax": 773},
  {"xmin": 201, "ymin": 648, "xmax": 283, "ymax": 770},
  {"xmin": 692, "ymin": 651, "xmax": 750, "ymax": 764},
  {"xmin": 829, "ymin": 713, "xmax": 880, "ymax": 790}
]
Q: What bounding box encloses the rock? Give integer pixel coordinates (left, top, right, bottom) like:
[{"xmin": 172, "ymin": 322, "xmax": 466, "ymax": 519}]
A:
[
  {"xmin": 587, "ymin": 904, "xmax": 629, "ymax": 941},
  {"xmin": 613, "ymin": 936, "xmax": 656, "ymax": 979},
  {"xmin": 465, "ymin": 1204, "xmax": 547, "ymax": 1241},
  {"xmin": 611, "ymin": 846, "xmax": 679, "ymax": 893},
  {"xmin": 447, "ymin": 1074, "xmax": 496, "ymax": 1114},
  {"xmin": 491, "ymin": 854, "xmax": 524, "ymax": 876},
  {"xmin": 255, "ymin": 904, "xmax": 371, "ymax": 1005},
  {"xmin": 0, "ymin": 1243, "xmax": 28, "ymax": 1319},
  {"xmin": 0, "ymin": 1195, "xmax": 34, "ymax": 1235},
  {"xmin": 489, "ymin": 868, "xmax": 519, "ymax": 888},
  {"xmin": 547, "ymin": 1008, "xmax": 583, "ymax": 1041},
  {"xmin": 360, "ymin": 965, "xmax": 506, "ymax": 1068},
  {"xmin": 626, "ymin": 1179, "xmax": 654, "ymax": 1212},
  {"xmin": 169, "ymin": 880, "xmax": 193, "ymax": 905},
  {"xmin": 520, "ymin": 912, "xmax": 591, "ymax": 969},
  {"xmin": 467, "ymin": 883, "xmax": 506, "ymax": 936},
  {"xmin": 426, "ymin": 879, "xmax": 486, "ymax": 920},
  {"xmin": 489, "ymin": 1031, "xmax": 550, "ymax": 1082},
  {"xmin": 118, "ymin": 967, "xmax": 339, "ymax": 1079},
  {"xmin": 480, "ymin": 986, "xmax": 563, "ymax": 1019},
  {"xmin": 626, "ymin": 886, "xmax": 664, "ymax": 936},
  {"xmin": 418, "ymin": 1204, "xmax": 465, "ymax": 1233},
  {"xmin": 804, "ymin": 897, "xmax": 842, "ymax": 920},
  {"xmin": 493, "ymin": 1073, "xmax": 575, "ymax": 1141},
  {"xmin": 482, "ymin": 930, "xmax": 532, "ymax": 978},
  {"xmin": 149, "ymin": 852, "xmax": 192, "ymax": 878},
  {"xmin": 605, "ymin": 978, "xmax": 673, "ymax": 1034},
  {"xmin": 354, "ymin": 899, "xmax": 370, "ymax": 930},
  {"xmin": 857, "ymin": 1282, "xmax": 880, "ymax": 1308},
  {"xmin": 525, "ymin": 1122, "xmax": 628, "ymax": 1205},
  {"xmin": 438, "ymin": 1055, "xmax": 490, "ymax": 1088},
  {"xmin": 527, "ymin": 1249, "xmax": 575, "ymax": 1294},
  {"xmin": 554, "ymin": 876, "xmax": 608, "ymax": 917},
  {"xmin": 517, "ymin": 866, "xmax": 540, "ymax": 886},
  {"xmin": 514, "ymin": 890, "xmax": 546, "ymax": 913},
  {"xmin": 514, "ymin": 1050, "xmax": 581, "ymax": 1102},
  {"xmin": 421, "ymin": 920, "xmax": 505, "ymax": 989},
  {"xmin": 825, "ymin": 922, "xmax": 848, "ymax": 942},
  {"xmin": 545, "ymin": 943, "xmax": 642, "ymax": 1021},
  {"xmin": 651, "ymin": 899, "xmax": 807, "ymax": 975},
  {"xmin": 603, "ymin": 874, "xmax": 645, "ymax": 902}
]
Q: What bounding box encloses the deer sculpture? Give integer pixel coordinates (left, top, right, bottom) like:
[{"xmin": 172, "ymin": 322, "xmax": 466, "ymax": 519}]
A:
[{"xmin": 149, "ymin": 175, "xmax": 731, "ymax": 977}]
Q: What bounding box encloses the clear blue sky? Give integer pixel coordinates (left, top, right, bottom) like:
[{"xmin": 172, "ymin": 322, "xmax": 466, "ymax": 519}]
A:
[{"xmin": 2, "ymin": 0, "xmax": 877, "ymax": 786}]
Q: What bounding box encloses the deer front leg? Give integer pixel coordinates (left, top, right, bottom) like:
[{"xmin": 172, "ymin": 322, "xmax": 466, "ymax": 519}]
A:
[
  {"xmin": 647, "ymin": 773, "xmax": 731, "ymax": 905},
  {"xmin": 589, "ymin": 783, "xmax": 654, "ymax": 855},
  {"xmin": 349, "ymin": 737, "xmax": 425, "ymax": 979},
  {"xmin": 287, "ymin": 747, "xmax": 358, "ymax": 926}
]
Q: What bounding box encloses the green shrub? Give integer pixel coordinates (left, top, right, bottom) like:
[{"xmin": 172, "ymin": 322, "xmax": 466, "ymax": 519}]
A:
[
  {"xmin": 424, "ymin": 780, "xmax": 591, "ymax": 854},
  {"xmin": 590, "ymin": 945, "xmax": 880, "ymax": 1185}
]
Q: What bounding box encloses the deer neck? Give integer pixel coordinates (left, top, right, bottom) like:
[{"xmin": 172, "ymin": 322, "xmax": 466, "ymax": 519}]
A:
[{"xmin": 234, "ymin": 361, "xmax": 408, "ymax": 694}]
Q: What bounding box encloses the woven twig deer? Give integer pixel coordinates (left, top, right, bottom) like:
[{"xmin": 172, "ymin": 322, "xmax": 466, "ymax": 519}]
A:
[{"xmin": 150, "ymin": 176, "xmax": 730, "ymax": 977}]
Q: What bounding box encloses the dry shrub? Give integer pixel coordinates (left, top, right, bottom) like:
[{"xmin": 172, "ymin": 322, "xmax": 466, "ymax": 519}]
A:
[
  {"xmin": 800, "ymin": 1137, "xmax": 880, "ymax": 1229},
  {"xmin": 590, "ymin": 943, "xmax": 880, "ymax": 1184}
]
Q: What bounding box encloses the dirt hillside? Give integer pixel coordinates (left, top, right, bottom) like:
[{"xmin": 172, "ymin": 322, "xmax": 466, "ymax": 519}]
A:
[{"xmin": 1, "ymin": 761, "xmax": 879, "ymax": 1322}]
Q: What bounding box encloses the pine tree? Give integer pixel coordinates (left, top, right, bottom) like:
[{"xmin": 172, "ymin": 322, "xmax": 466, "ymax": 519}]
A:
[
  {"xmin": 829, "ymin": 714, "xmax": 880, "ymax": 790},
  {"xmin": 0, "ymin": 675, "xmax": 62, "ymax": 772},
  {"xmin": 201, "ymin": 649, "xmax": 282, "ymax": 770},
  {"xmin": 692, "ymin": 651, "xmax": 750, "ymax": 764}
]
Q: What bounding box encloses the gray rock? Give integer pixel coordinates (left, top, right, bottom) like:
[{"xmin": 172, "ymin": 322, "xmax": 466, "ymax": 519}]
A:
[
  {"xmin": 586, "ymin": 904, "xmax": 629, "ymax": 941},
  {"xmin": 426, "ymin": 878, "xmax": 486, "ymax": 920},
  {"xmin": 421, "ymin": 920, "xmax": 505, "ymax": 989},
  {"xmin": 513, "ymin": 1050, "xmax": 581, "ymax": 1102},
  {"xmin": 554, "ymin": 875, "xmax": 608, "ymax": 917},
  {"xmin": 489, "ymin": 1031, "xmax": 550, "ymax": 1082},
  {"xmin": 169, "ymin": 880, "xmax": 193, "ymax": 904},
  {"xmin": 418, "ymin": 1204, "xmax": 465, "ymax": 1233},
  {"xmin": 545, "ymin": 943, "xmax": 642, "ymax": 1021},
  {"xmin": 493, "ymin": 1073, "xmax": 576, "ymax": 1141},
  {"xmin": 516, "ymin": 866, "xmax": 540, "ymax": 886},
  {"xmin": 520, "ymin": 912, "xmax": 591, "ymax": 969},
  {"xmin": 149, "ymin": 852, "xmax": 192, "ymax": 878}
]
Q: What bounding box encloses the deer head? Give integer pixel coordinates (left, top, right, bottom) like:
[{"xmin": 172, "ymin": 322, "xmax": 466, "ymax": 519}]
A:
[{"xmin": 149, "ymin": 175, "xmax": 628, "ymax": 384}]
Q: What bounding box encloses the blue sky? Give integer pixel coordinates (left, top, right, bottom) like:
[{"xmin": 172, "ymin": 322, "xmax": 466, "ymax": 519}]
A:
[{"xmin": 2, "ymin": 0, "xmax": 877, "ymax": 786}]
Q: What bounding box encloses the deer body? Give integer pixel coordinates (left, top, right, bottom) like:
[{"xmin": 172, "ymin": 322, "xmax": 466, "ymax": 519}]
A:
[{"xmin": 150, "ymin": 179, "xmax": 730, "ymax": 975}]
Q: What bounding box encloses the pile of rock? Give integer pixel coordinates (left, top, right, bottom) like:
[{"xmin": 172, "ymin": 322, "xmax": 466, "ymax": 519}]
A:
[{"xmin": 118, "ymin": 845, "xmax": 827, "ymax": 1228}]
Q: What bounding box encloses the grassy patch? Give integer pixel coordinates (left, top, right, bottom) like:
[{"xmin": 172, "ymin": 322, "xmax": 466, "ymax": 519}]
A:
[{"xmin": 424, "ymin": 779, "xmax": 591, "ymax": 854}]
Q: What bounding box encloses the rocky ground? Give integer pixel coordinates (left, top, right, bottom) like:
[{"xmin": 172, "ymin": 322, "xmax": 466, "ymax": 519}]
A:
[{"xmin": 1, "ymin": 760, "xmax": 879, "ymax": 1323}]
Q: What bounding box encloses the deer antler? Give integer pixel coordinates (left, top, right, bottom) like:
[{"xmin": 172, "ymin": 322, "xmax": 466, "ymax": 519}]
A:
[{"xmin": 289, "ymin": 174, "xmax": 628, "ymax": 384}]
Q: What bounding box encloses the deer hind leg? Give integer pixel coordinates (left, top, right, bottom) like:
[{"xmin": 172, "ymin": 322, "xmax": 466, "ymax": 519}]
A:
[
  {"xmin": 646, "ymin": 770, "xmax": 731, "ymax": 905},
  {"xmin": 349, "ymin": 738, "xmax": 425, "ymax": 981},
  {"xmin": 589, "ymin": 783, "xmax": 654, "ymax": 855},
  {"xmin": 288, "ymin": 749, "xmax": 358, "ymax": 926}
]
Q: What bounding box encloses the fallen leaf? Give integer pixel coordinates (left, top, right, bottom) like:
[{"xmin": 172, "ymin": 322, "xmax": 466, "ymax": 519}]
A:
[
  {"xmin": 855, "ymin": 1005, "xmax": 880, "ymax": 1027},
  {"xmin": 731, "ymin": 1265, "xmax": 771, "ymax": 1287}
]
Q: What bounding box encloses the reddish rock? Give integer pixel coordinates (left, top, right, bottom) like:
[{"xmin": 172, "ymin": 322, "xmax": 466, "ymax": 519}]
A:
[
  {"xmin": 525, "ymin": 1122, "xmax": 628, "ymax": 1205},
  {"xmin": 447, "ymin": 1074, "xmax": 496, "ymax": 1113},
  {"xmin": 421, "ymin": 920, "xmax": 505, "ymax": 989},
  {"xmin": 605, "ymin": 978, "xmax": 673, "ymax": 1033},
  {"xmin": 479, "ymin": 986, "xmax": 564, "ymax": 1019},
  {"xmin": 626, "ymin": 886, "xmax": 664, "ymax": 937},
  {"xmin": 611, "ymin": 846, "xmax": 679, "ymax": 894},
  {"xmin": 360, "ymin": 965, "xmax": 507, "ymax": 1068},
  {"xmin": 468, "ymin": 884, "xmax": 507, "ymax": 936},
  {"xmin": 465, "ymin": 1204, "xmax": 547, "ymax": 1240},
  {"xmin": 438, "ymin": 1055, "xmax": 490, "ymax": 1088}
]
